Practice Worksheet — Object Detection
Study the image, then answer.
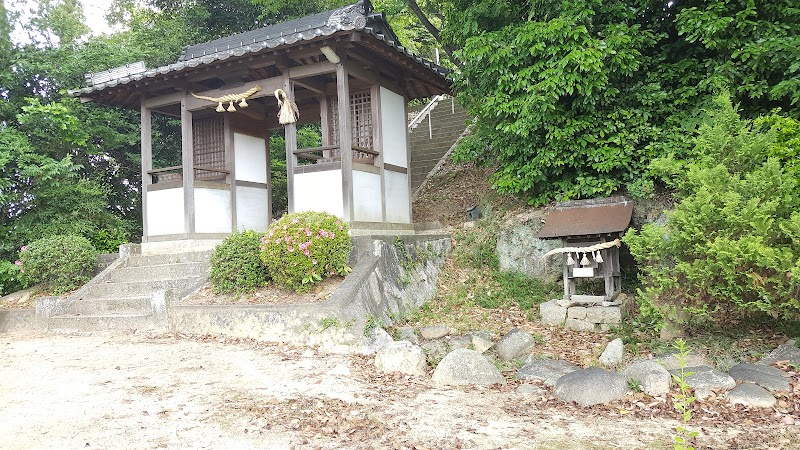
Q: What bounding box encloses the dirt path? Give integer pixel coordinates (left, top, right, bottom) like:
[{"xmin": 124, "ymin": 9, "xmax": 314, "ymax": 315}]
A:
[{"xmin": 0, "ymin": 332, "xmax": 795, "ymax": 449}]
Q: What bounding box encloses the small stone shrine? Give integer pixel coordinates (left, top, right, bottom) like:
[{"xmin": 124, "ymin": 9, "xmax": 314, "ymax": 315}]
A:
[{"xmin": 537, "ymin": 196, "xmax": 633, "ymax": 331}]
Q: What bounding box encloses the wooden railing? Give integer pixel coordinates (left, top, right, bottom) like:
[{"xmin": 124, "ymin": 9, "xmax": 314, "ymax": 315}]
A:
[
  {"xmin": 147, "ymin": 165, "xmax": 231, "ymax": 184},
  {"xmin": 293, "ymin": 145, "xmax": 379, "ymax": 164}
]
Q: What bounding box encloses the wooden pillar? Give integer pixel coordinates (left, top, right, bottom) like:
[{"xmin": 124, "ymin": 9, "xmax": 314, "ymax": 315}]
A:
[
  {"xmin": 224, "ymin": 114, "xmax": 237, "ymax": 231},
  {"xmin": 404, "ymin": 98, "xmax": 413, "ymax": 223},
  {"xmin": 563, "ymin": 252, "xmax": 570, "ymax": 301},
  {"xmin": 372, "ymin": 85, "xmax": 386, "ymax": 222},
  {"xmin": 319, "ymin": 95, "xmax": 330, "ymax": 158},
  {"xmin": 284, "ymin": 75, "xmax": 297, "ymax": 213},
  {"xmin": 181, "ymin": 94, "xmax": 195, "ymax": 233},
  {"xmin": 336, "ymin": 61, "xmax": 353, "ymax": 222},
  {"xmin": 140, "ymin": 100, "xmax": 152, "ymax": 239},
  {"xmin": 265, "ymin": 130, "xmax": 272, "ymax": 224}
]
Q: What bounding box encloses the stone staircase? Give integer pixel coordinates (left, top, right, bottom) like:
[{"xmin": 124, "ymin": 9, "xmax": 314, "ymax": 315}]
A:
[
  {"xmin": 408, "ymin": 95, "xmax": 471, "ymax": 196},
  {"xmin": 47, "ymin": 250, "xmax": 211, "ymax": 333}
]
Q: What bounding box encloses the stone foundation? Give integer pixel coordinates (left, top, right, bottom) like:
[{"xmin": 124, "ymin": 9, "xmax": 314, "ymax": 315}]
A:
[{"xmin": 539, "ymin": 294, "xmax": 633, "ymax": 332}]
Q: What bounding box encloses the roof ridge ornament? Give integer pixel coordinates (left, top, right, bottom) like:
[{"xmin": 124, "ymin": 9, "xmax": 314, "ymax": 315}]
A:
[
  {"xmin": 190, "ymin": 84, "xmax": 262, "ymax": 112},
  {"xmin": 326, "ymin": 1, "xmax": 367, "ymax": 30}
]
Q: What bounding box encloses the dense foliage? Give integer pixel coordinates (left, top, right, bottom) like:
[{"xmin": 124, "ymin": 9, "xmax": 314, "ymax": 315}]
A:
[
  {"xmin": 209, "ymin": 230, "xmax": 270, "ymax": 295},
  {"xmin": 446, "ymin": 0, "xmax": 800, "ymax": 205},
  {"xmin": 260, "ymin": 212, "xmax": 351, "ymax": 292},
  {"xmin": 18, "ymin": 235, "xmax": 98, "ymax": 295},
  {"xmin": 624, "ymin": 94, "xmax": 800, "ymax": 329}
]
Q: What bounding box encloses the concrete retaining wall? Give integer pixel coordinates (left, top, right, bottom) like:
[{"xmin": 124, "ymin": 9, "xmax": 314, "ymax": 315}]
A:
[{"xmin": 168, "ymin": 235, "xmax": 451, "ymax": 350}]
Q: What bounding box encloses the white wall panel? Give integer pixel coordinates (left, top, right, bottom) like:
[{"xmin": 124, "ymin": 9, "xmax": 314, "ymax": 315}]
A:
[
  {"xmin": 380, "ymin": 87, "xmax": 408, "ymax": 168},
  {"xmin": 195, "ymin": 188, "xmax": 232, "ymax": 233},
  {"xmin": 384, "ymin": 171, "xmax": 410, "ymax": 223},
  {"xmin": 236, "ymin": 186, "xmax": 269, "ymax": 232},
  {"xmin": 147, "ymin": 188, "xmax": 184, "ymax": 235},
  {"xmin": 353, "ymin": 170, "xmax": 382, "ymax": 222},
  {"xmin": 234, "ymin": 133, "xmax": 267, "ymax": 183},
  {"xmin": 294, "ymin": 170, "xmax": 343, "ymax": 218}
]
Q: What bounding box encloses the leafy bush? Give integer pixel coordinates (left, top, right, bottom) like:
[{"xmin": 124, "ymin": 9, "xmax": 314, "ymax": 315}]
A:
[
  {"xmin": 19, "ymin": 235, "xmax": 97, "ymax": 295},
  {"xmin": 260, "ymin": 211, "xmax": 351, "ymax": 292},
  {"xmin": 0, "ymin": 259, "xmax": 29, "ymax": 296},
  {"xmin": 624, "ymin": 94, "xmax": 800, "ymax": 329},
  {"xmin": 209, "ymin": 230, "xmax": 270, "ymax": 295}
]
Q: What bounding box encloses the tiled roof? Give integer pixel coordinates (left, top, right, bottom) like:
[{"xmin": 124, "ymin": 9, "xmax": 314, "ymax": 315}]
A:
[{"xmin": 72, "ymin": 1, "xmax": 448, "ymax": 97}]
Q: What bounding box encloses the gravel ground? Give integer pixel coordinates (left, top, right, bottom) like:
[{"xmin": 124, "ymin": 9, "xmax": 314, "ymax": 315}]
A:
[{"xmin": 1, "ymin": 332, "xmax": 796, "ymax": 449}]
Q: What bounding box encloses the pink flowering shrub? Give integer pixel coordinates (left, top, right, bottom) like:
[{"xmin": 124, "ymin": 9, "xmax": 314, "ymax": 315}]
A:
[{"xmin": 260, "ymin": 211, "xmax": 351, "ymax": 292}]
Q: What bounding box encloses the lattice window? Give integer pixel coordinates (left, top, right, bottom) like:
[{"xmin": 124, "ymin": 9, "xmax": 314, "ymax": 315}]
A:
[
  {"xmin": 192, "ymin": 116, "xmax": 225, "ymax": 180},
  {"xmin": 329, "ymin": 90, "xmax": 373, "ymax": 160}
]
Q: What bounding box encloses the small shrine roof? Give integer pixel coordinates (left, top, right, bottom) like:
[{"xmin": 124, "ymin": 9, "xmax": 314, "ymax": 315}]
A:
[{"xmin": 537, "ymin": 196, "xmax": 633, "ymax": 239}]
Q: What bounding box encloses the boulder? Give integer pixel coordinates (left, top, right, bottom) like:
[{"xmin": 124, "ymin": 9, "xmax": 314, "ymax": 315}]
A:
[
  {"xmin": 540, "ymin": 300, "xmax": 567, "ymax": 326},
  {"xmin": 470, "ymin": 331, "xmax": 494, "ymax": 354},
  {"xmin": 554, "ymin": 368, "xmax": 629, "ymax": 406},
  {"xmin": 728, "ymin": 383, "xmax": 777, "ymax": 408},
  {"xmin": 495, "ymin": 328, "xmax": 537, "ymax": 361},
  {"xmin": 496, "ymin": 218, "xmax": 562, "ymax": 282},
  {"xmin": 374, "ymin": 341, "xmax": 427, "ymax": 377},
  {"xmin": 670, "ymin": 365, "xmax": 736, "ymax": 401},
  {"xmin": 760, "ymin": 340, "xmax": 800, "ymax": 366},
  {"xmin": 432, "ymin": 349, "xmax": 506, "ymax": 387},
  {"xmin": 515, "ymin": 384, "xmax": 545, "ymax": 395},
  {"xmin": 728, "ymin": 363, "xmax": 790, "ymax": 393},
  {"xmin": 658, "ymin": 352, "xmax": 711, "ymax": 371},
  {"xmin": 421, "ymin": 340, "xmax": 450, "ymax": 365},
  {"xmin": 419, "ymin": 325, "xmax": 452, "ymax": 340},
  {"xmin": 516, "ymin": 358, "xmax": 580, "ymax": 387},
  {"xmin": 622, "ymin": 360, "xmax": 671, "ymax": 396},
  {"xmin": 599, "ymin": 338, "xmax": 624, "ymax": 368},
  {"xmin": 395, "ymin": 327, "xmax": 420, "ymax": 345},
  {"xmin": 361, "ymin": 327, "xmax": 394, "ymax": 354}
]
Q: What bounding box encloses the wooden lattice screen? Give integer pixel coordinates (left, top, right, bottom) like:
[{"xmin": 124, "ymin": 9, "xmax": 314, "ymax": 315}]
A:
[
  {"xmin": 192, "ymin": 116, "xmax": 226, "ymax": 180},
  {"xmin": 329, "ymin": 90, "xmax": 373, "ymax": 160}
]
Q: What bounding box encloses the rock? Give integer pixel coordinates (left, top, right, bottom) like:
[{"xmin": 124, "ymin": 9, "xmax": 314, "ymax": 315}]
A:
[
  {"xmin": 516, "ymin": 358, "xmax": 580, "ymax": 387},
  {"xmin": 395, "ymin": 327, "xmax": 419, "ymax": 345},
  {"xmin": 760, "ymin": 340, "xmax": 800, "ymax": 366},
  {"xmin": 374, "ymin": 341, "xmax": 427, "ymax": 377},
  {"xmin": 540, "ymin": 300, "xmax": 567, "ymax": 326},
  {"xmin": 448, "ymin": 335, "xmax": 472, "ymax": 351},
  {"xmin": 361, "ymin": 327, "xmax": 394, "ymax": 354},
  {"xmin": 585, "ymin": 306, "xmax": 623, "ymax": 324},
  {"xmin": 599, "ymin": 338, "xmax": 624, "ymax": 368},
  {"xmin": 669, "ymin": 365, "xmax": 736, "ymax": 401},
  {"xmin": 554, "ymin": 368, "xmax": 629, "ymax": 406},
  {"xmin": 728, "ymin": 363, "xmax": 790, "ymax": 393},
  {"xmin": 658, "ymin": 352, "xmax": 711, "ymax": 370},
  {"xmin": 515, "ymin": 384, "xmax": 545, "ymax": 395},
  {"xmin": 728, "ymin": 383, "xmax": 777, "ymax": 408},
  {"xmin": 421, "ymin": 340, "xmax": 449, "ymax": 365},
  {"xmin": 470, "ymin": 331, "xmax": 494, "ymax": 354},
  {"xmin": 495, "ymin": 328, "xmax": 537, "ymax": 361},
  {"xmin": 419, "ymin": 325, "xmax": 452, "ymax": 340},
  {"xmin": 432, "ymin": 349, "xmax": 506, "ymax": 387},
  {"xmin": 565, "ymin": 319, "xmax": 597, "ymax": 332},
  {"xmin": 496, "ymin": 218, "xmax": 562, "ymax": 282},
  {"xmin": 622, "ymin": 360, "xmax": 671, "ymax": 396}
]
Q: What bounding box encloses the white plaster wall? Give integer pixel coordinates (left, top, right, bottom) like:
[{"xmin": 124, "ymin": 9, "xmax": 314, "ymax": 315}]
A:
[
  {"xmin": 234, "ymin": 133, "xmax": 268, "ymax": 183},
  {"xmin": 380, "ymin": 87, "xmax": 408, "ymax": 168},
  {"xmin": 147, "ymin": 188, "xmax": 184, "ymax": 236},
  {"xmin": 236, "ymin": 186, "xmax": 269, "ymax": 232},
  {"xmin": 294, "ymin": 170, "xmax": 343, "ymax": 218},
  {"xmin": 194, "ymin": 188, "xmax": 232, "ymax": 233},
  {"xmin": 384, "ymin": 171, "xmax": 410, "ymax": 223},
  {"xmin": 353, "ymin": 170, "xmax": 382, "ymax": 222}
]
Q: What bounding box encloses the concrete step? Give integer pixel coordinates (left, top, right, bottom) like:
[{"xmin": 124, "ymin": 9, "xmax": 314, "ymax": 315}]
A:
[
  {"xmin": 125, "ymin": 251, "xmax": 212, "ymax": 268},
  {"xmin": 62, "ymin": 297, "xmax": 151, "ymax": 315},
  {"xmin": 87, "ymin": 277, "xmax": 203, "ymax": 298},
  {"xmin": 108, "ymin": 262, "xmax": 209, "ymax": 282},
  {"xmin": 48, "ymin": 313, "xmax": 156, "ymax": 333}
]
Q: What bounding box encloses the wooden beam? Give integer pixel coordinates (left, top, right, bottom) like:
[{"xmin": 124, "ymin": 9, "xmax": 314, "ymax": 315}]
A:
[
  {"xmin": 288, "ymin": 61, "xmax": 336, "ymax": 79},
  {"xmin": 185, "ymin": 77, "xmax": 283, "ymax": 111},
  {"xmin": 140, "ymin": 101, "xmax": 152, "ymax": 238},
  {"xmin": 293, "ymin": 78, "xmax": 327, "ymax": 94},
  {"xmin": 144, "ymin": 92, "xmax": 184, "ymax": 109},
  {"xmin": 336, "ymin": 62, "xmax": 353, "ymax": 222},
  {"xmin": 181, "ymin": 94, "xmax": 196, "ymax": 233}
]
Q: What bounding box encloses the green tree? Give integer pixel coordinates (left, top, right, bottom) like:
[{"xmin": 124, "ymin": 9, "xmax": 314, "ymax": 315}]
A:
[{"xmin": 445, "ymin": 0, "xmax": 800, "ymax": 205}]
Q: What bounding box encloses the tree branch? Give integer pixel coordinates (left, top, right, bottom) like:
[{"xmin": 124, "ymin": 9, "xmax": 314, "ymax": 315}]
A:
[{"xmin": 403, "ymin": 0, "xmax": 459, "ymax": 65}]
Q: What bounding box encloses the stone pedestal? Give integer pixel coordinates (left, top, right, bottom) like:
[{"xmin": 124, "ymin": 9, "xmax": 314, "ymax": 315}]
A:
[{"xmin": 539, "ymin": 294, "xmax": 633, "ymax": 332}]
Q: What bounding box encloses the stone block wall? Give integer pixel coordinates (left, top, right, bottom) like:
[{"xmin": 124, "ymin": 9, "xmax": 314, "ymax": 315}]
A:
[
  {"xmin": 409, "ymin": 97, "xmax": 470, "ymax": 193},
  {"xmin": 540, "ymin": 294, "xmax": 634, "ymax": 332}
]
